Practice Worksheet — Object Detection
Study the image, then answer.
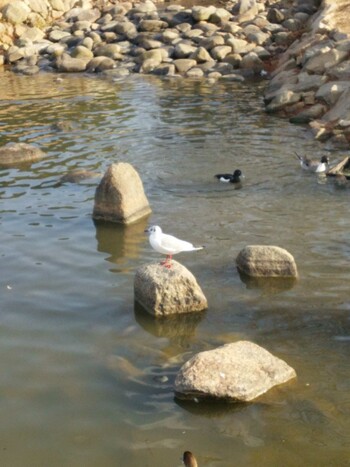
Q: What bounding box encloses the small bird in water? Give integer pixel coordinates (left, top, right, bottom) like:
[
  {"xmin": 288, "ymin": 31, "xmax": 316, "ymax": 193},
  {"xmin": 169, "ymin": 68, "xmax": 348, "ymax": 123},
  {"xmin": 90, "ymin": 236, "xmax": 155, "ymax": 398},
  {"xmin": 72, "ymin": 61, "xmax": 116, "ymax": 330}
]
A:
[
  {"xmin": 144, "ymin": 225, "xmax": 203, "ymax": 268},
  {"xmin": 183, "ymin": 451, "xmax": 198, "ymax": 467},
  {"xmin": 294, "ymin": 152, "xmax": 329, "ymax": 173},
  {"xmin": 214, "ymin": 169, "xmax": 243, "ymax": 183}
]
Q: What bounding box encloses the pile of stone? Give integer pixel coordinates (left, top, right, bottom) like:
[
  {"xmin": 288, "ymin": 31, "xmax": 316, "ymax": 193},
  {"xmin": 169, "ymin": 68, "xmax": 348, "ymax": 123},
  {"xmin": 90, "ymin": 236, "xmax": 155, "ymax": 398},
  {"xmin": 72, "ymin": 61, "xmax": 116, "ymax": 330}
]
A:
[
  {"xmin": 1, "ymin": 0, "xmax": 318, "ymax": 79},
  {"xmin": 264, "ymin": 0, "xmax": 350, "ymax": 147},
  {"xmin": 0, "ymin": 0, "xmax": 86, "ymax": 63}
]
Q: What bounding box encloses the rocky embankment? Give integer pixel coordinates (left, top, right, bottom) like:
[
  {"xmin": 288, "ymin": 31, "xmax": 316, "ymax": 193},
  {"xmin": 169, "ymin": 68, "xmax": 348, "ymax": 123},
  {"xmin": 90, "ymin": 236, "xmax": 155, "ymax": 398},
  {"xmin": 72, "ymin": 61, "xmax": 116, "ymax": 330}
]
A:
[
  {"xmin": 0, "ymin": 0, "xmax": 350, "ymax": 145},
  {"xmin": 0, "ymin": 0, "xmax": 319, "ymax": 80},
  {"xmin": 265, "ymin": 0, "xmax": 350, "ymax": 147}
]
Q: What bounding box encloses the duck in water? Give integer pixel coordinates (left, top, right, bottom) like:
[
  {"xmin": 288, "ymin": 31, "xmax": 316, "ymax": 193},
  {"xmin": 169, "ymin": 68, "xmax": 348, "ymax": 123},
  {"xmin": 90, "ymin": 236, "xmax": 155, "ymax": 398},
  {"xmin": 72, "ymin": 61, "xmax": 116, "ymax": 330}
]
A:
[
  {"xmin": 294, "ymin": 153, "xmax": 329, "ymax": 173},
  {"xmin": 214, "ymin": 169, "xmax": 243, "ymax": 183}
]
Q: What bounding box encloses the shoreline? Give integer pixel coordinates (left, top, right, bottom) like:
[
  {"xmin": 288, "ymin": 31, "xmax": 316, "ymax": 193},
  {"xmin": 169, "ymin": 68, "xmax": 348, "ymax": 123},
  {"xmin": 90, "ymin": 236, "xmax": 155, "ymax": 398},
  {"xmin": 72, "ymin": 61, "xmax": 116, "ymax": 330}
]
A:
[{"xmin": 0, "ymin": 0, "xmax": 349, "ymax": 147}]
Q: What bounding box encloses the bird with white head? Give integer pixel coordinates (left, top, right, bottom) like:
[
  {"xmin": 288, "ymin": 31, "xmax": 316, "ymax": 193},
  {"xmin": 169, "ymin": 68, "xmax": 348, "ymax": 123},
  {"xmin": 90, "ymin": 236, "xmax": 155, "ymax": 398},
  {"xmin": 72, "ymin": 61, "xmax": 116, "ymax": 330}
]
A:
[{"xmin": 144, "ymin": 225, "xmax": 204, "ymax": 268}]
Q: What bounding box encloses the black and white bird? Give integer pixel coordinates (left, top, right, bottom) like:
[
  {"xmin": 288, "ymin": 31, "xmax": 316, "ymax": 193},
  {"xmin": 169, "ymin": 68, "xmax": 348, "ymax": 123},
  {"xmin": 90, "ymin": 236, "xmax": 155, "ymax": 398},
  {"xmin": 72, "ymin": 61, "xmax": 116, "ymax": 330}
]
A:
[
  {"xmin": 214, "ymin": 169, "xmax": 243, "ymax": 183},
  {"xmin": 144, "ymin": 225, "xmax": 203, "ymax": 268},
  {"xmin": 294, "ymin": 152, "xmax": 329, "ymax": 173}
]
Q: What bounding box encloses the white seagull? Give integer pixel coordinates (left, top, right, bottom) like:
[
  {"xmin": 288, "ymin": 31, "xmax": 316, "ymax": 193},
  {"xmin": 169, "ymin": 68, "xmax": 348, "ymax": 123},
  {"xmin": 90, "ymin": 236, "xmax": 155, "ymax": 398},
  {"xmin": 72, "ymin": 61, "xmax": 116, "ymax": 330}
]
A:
[
  {"xmin": 294, "ymin": 152, "xmax": 329, "ymax": 173},
  {"xmin": 144, "ymin": 225, "xmax": 203, "ymax": 268}
]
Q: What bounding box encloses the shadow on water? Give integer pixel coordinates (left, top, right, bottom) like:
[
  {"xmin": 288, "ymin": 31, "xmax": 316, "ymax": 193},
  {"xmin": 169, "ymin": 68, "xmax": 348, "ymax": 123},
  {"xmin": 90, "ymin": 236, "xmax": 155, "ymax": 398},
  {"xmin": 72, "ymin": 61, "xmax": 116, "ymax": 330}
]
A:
[{"xmin": 175, "ymin": 397, "xmax": 254, "ymax": 417}]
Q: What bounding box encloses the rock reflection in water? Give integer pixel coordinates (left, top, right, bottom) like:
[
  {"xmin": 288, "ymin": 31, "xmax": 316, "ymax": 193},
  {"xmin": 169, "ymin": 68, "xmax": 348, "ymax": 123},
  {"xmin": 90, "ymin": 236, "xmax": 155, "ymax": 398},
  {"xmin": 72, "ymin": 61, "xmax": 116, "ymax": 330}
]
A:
[
  {"xmin": 94, "ymin": 216, "xmax": 149, "ymax": 266},
  {"xmin": 134, "ymin": 301, "xmax": 205, "ymax": 349},
  {"xmin": 176, "ymin": 398, "xmax": 267, "ymax": 449},
  {"xmin": 238, "ymin": 270, "xmax": 298, "ymax": 295}
]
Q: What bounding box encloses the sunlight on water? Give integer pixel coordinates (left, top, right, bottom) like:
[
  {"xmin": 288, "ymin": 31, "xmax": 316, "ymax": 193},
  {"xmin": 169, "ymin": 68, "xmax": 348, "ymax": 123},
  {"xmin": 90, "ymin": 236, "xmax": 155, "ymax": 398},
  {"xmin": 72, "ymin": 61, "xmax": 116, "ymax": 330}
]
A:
[{"xmin": 1, "ymin": 70, "xmax": 350, "ymax": 466}]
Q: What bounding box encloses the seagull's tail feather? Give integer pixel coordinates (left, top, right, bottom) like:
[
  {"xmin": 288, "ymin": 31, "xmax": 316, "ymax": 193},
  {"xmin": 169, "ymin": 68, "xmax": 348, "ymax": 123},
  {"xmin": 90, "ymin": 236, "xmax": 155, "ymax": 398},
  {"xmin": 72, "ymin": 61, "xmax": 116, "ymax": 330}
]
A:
[{"xmin": 181, "ymin": 245, "xmax": 204, "ymax": 252}]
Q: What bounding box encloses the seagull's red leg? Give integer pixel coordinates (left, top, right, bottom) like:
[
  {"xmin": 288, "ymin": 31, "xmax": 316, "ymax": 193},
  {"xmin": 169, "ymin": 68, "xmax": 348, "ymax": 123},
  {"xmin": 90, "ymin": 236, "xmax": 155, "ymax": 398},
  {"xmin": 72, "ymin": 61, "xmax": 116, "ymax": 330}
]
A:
[
  {"xmin": 160, "ymin": 255, "xmax": 172, "ymax": 268},
  {"xmin": 160, "ymin": 255, "xmax": 170, "ymax": 266},
  {"xmin": 164, "ymin": 255, "xmax": 172, "ymax": 268}
]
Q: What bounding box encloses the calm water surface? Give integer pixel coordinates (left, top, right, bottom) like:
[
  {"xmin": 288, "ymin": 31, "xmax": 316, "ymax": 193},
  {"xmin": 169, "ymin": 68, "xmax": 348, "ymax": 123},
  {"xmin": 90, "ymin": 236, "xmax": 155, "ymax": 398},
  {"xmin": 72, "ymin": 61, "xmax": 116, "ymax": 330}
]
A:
[{"xmin": 1, "ymin": 71, "xmax": 349, "ymax": 467}]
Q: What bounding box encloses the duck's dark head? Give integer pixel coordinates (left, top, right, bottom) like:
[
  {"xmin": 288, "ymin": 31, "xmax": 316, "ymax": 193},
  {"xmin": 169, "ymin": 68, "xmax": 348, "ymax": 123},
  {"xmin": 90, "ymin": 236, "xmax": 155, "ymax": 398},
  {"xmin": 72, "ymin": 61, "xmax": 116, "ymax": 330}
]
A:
[
  {"xmin": 233, "ymin": 169, "xmax": 243, "ymax": 179},
  {"xmin": 321, "ymin": 155, "xmax": 329, "ymax": 164}
]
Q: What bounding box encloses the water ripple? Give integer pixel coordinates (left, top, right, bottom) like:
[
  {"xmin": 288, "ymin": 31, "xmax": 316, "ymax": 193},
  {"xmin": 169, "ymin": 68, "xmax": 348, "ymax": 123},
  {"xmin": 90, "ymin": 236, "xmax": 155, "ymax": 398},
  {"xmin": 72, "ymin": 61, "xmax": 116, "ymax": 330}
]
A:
[{"xmin": 0, "ymin": 70, "xmax": 350, "ymax": 467}]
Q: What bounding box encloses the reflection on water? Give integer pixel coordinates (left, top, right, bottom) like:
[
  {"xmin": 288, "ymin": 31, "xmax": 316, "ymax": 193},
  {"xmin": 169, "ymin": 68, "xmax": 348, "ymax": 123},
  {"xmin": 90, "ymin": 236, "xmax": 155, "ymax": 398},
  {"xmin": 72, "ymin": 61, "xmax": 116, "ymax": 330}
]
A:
[
  {"xmin": 135, "ymin": 302, "xmax": 205, "ymax": 342},
  {"xmin": 238, "ymin": 270, "xmax": 298, "ymax": 295},
  {"xmin": 1, "ymin": 70, "xmax": 350, "ymax": 466},
  {"xmin": 94, "ymin": 217, "xmax": 149, "ymax": 269}
]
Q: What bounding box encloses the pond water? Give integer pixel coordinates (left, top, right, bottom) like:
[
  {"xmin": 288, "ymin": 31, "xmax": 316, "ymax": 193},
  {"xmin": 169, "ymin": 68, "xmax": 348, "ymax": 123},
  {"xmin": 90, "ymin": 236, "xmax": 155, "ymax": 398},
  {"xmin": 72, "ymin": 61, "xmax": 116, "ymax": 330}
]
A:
[{"xmin": 1, "ymin": 70, "xmax": 349, "ymax": 467}]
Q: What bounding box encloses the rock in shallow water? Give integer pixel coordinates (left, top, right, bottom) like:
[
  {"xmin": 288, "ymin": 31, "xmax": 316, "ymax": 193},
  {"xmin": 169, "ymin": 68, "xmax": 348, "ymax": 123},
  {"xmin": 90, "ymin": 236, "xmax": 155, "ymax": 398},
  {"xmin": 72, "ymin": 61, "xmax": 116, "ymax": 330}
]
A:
[
  {"xmin": 0, "ymin": 142, "xmax": 45, "ymax": 166},
  {"xmin": 134, "ymin": 260, "xmax": 208, "ymax": 317},
  {"xmin": 236, "ymin": 245, "xmax": 298, "ymax": 278},
  {"xmin": 174, "ymin": 340, "xmax": 296, "ymax": 402},
  {"xmin": 93, "ymin": 162, "xmax": 151, "ymax": 224}
]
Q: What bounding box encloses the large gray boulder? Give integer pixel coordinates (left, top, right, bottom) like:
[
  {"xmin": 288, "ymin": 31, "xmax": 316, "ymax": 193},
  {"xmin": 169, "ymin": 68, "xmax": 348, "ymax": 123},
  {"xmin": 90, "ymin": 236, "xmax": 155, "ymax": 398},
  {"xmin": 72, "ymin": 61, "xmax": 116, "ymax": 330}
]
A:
[
  {"xmin": 321, "ymin": 87, "xmax": 350, "ymax": 122},
  {"xmin": 174, "ymin": 341, "xmax": 296, "ymax": 402},
  {"xmin": 93, "ymin": 162, "xmax": 151, "ymax": 224},
  {"xmin": 315, "ymin": 80, "xmax": 350, "ymax": 106},
  {"xmin": 236, "ymin": 245, "xmax": 298, "ymax": 277},
  {"xmin": 304, "ymin": 48, "xmax": 348, "ymax": 74},
  {"xmin": 0, "ymin": 142, "xmax": 45, "ymax": 166},
  {"xmin": 134, "ymin": 260, "xmax": 207, "ymax": 317}
]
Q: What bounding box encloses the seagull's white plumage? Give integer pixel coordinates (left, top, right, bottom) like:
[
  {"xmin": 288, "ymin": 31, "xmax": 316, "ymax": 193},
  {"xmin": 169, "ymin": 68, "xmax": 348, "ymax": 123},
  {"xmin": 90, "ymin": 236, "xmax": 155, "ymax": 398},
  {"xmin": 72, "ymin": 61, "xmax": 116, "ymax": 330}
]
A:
[{"xmin": 145, "ymin": 225, "xmax": 203, "ymax": 267}]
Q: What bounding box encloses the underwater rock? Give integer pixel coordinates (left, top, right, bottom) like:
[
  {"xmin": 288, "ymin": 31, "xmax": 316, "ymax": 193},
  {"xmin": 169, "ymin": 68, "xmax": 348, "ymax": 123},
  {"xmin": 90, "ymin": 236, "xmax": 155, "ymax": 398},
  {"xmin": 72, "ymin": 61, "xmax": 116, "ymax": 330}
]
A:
[{"xmin": 0, "ymin": 142, "xmax": 45, "ymax": 166}]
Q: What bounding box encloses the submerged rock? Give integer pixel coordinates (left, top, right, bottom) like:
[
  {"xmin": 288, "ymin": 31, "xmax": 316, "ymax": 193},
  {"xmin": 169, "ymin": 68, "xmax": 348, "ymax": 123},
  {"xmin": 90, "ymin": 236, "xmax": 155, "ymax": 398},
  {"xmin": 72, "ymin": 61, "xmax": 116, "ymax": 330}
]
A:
[
  {"xmin": 0, "ymin": 142, "xmax": 45, "ymax": 166},
  {"xmin": 55, "ymin": 169, "xmax": 101, "ymax": 186},
  {"xmin": 174, "ymin": 340, "xmax": 296, "ymax": 402},
  {"xmin": 50, "ymin": 120, "xmax": 75, "ymax": 132},
  {"xmin": 134, "ymin": 260, "xmax": 207, "ymax": 317},
  {"xmin": 93, "ymin": 162, "xmax": 151, "ymax": 224},
  {"xmin": 236, "ymin": 245, "xmax": 298, "ymax": 278}
]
